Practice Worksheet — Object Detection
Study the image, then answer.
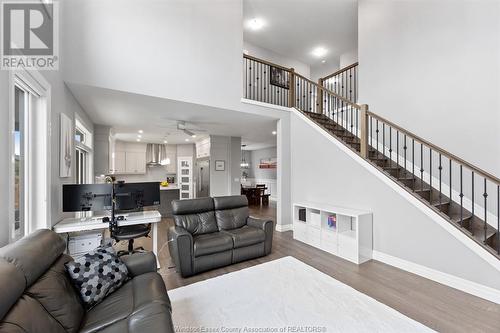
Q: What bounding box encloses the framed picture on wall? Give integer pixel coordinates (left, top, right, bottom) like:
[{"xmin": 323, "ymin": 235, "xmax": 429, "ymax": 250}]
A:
[
  {"xmin": 215, "ymin": 160, "xmax": 225, "ymax": 171},
  {"xmin": 270, "ymin": 66, "xmax": 290, "ymax": 89}
]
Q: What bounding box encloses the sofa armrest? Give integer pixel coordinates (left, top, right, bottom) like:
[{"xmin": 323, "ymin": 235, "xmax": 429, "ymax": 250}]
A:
[
  {"xmin": 247, "ymin": 216, "xmax": 274, "ymax": 255},
  {"xmin": 167, "ymin": 226, "xmax": 194, "ymax": 277},
  {"xmin": 121, "ymin": 252, "xmax": 157, "ymax": 277}
]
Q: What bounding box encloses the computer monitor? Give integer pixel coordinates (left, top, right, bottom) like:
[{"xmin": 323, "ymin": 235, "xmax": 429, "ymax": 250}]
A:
[
  {"xmin": 63, "ymin": 184, "xmax": 113, "ymax": 212},
  {"xmin": 114, "ymin": 182, "xmax": 160, "ymax": 211}
]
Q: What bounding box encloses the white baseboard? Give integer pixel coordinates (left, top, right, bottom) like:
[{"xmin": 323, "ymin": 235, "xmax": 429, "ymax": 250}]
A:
[
  {"xmin": 373, "ymin": 250, "xmax": 500, "ymax": 305},
  {"xmin": 276, "ymin": 224, "xmax": 293, "ymax": 232}
]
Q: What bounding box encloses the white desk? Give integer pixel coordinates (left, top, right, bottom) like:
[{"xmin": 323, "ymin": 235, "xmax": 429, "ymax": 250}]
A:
[{"xmin": 53, "ymin": 211, "xmax": 162, "ymax": 267}]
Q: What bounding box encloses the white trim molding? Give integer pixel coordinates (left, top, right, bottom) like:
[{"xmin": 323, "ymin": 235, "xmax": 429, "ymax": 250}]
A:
[
  {"xmin": 275, "ymin": 223, "xmax": 293, "ymax": 232},
  {"xmin": 373, "ymin": 250, "xmax": 500, "ymax": 305}
]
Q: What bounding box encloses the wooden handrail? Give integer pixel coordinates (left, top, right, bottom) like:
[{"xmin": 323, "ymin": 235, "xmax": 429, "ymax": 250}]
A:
[
  {"xmin": 321, "ymin": 62, "xmax": 359, "ymax": 81},
  {"xmin": 242, "ymin": 53, "xmax": 499, "ymax": 184},
  {"xmin": 243, "ymin": 54, "xmax": 292, "ymax": 72},
  {"xmin": 367, "ymin": 111, "xmax": 500, "ymax": 184},
  {"xmin": 294, "ymin": 72, "xmax": 361, "ymax": 109}
]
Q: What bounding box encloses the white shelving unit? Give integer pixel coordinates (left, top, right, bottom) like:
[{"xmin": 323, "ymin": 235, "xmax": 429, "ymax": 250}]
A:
[{"xmin": 293, "ymin": 202, "xmax": 372, "ymax": 264}]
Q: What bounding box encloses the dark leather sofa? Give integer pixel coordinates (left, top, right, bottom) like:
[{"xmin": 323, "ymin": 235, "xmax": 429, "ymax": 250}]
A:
[
  {"xmin": 0, "ymin": 229, "xmax": 174, "ymax": 333},
  {"xmin": 168, "ymin": 195, "xmax": 273, "ymax": 277}
]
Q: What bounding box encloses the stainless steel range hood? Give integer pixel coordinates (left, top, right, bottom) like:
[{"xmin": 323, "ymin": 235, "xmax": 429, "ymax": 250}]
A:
[{"xmin": 146, "ymin": 143, "xmax": 168, "ymax": 166}]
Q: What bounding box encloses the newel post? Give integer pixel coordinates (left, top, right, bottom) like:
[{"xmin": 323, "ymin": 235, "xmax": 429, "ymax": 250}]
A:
[
  {"xmin": 289, "ymin": 68, "xmax": 295, "ymax": 108},
  {"xmin": 360, "ymin": 104, "xmax": 369, "ymax": 159},
  {"xmin": 317, "ymin": 78, "xmax": 323, "ymax": 114}
]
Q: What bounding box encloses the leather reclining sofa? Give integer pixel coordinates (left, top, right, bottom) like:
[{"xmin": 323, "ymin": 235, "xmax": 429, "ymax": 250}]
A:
[
  {"xmin": 168, "ymin": 195, "xmax": 273, "ymax": 277},
  {"xmin": 0, "ymin": 229, "xmax": 174, "ymax": 333}
]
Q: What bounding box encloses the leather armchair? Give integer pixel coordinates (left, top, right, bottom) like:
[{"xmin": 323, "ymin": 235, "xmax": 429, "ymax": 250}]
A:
[{"xmin": 169, "ymin": 195, "xmax": 273, "ymax": 277}]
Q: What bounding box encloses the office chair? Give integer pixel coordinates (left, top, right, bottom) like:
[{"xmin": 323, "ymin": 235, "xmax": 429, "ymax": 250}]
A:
[{"xmin": 109, "ymin": 219, "xmax": 151, "ymax": 256}]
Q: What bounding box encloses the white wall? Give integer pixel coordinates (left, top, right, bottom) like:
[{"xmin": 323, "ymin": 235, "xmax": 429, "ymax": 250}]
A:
[
  {"xmin": 63, "ymin": 0, "xmax": 244, "ymax": 111},
  {"xmin": 245, "ymin": 146, "xmax": 277, "ymax": 180},
  {"xmin": 339, "ymin": 49, "xmax": 358, "ymax": 68},
  {"xmin": 209, "ymin": 135, "xmax": 241, "ymax": 197},
  {"xmin": 290, "ymin": 111, "xmax": 500, "ymax": 294},
  {"xmin": 310, "ymin": 59, "xmax": 340, "ymax": 82},
  {"xmin": 359, "ymin": 0, "xmax": 500, "ymax": 176},
  {"xmin": 244, "ymin": 41, "xmax": 311, "ymax": 78}
]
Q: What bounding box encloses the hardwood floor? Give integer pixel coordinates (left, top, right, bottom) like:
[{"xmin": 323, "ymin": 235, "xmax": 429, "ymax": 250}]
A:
[{"xmin": 130, "ymin": 203, "xmax": 500, "ymax": 333}]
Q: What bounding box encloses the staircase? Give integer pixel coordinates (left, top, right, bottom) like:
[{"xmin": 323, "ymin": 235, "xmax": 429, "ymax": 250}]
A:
[{"xmin": 243, "ymin": 54, "xmax": 500, "ymax": 259}]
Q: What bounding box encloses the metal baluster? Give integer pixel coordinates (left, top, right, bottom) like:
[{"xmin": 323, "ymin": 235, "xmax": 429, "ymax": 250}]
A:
[
  {"xmin": 412, "ymin": 139, "xmax": 415, "ymax": 189},
  {"xmin": 370, "ymin": 117, "xmax": 373, "ymax": 147},
  {"xmin": 349, "ymin": 68, "xmax": 352, "ymax": 103},
  {"xmin": 383, "ymin": 124, "xmax": 386, "ymax": 158},
  {"xmin": 389, "ymin": 127, "xmax": 392, "ymax": 162},
  {"xmin": 403, "ymin": 135, "xmax": 407, "ymax": 173},
  {"xmin": 396, "ymin": 130, "xmax": 399, "ymax": 168},
  {"xmin": 420, "ymin": 144, "xmax": 424, "ymax": 192},
  {"xmin": 472, "ymin": 171, "xmax": 475, "ymax": 235},
  {"xmin": 429, "ymin": 148, "xmax": 432, "ymax": 203},
  {"xmin": 376, "ymin": 120, "xmax": 379, "ymax": 153},
  {"xmin": 350, "ymin": 105, "xmax": 354, "ymax": 134},
  {"xmin": 483, "ymin": 178, "xmax": 488, "ymax": 243},
  {"xmin": 460, "ymin": 166, "xmax": 464, "ymax": 227},
  {"xmin": 449, "ymin": 159, "xmax": 452, "ymax": 204},
  {"xmin": 438, "ymin": 154, "xmax": 442, "ymax": 210}
]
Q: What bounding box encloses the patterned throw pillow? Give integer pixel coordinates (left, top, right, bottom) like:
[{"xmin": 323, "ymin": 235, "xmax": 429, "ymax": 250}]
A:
[{"xmin": 65, "ymin": 245, "xmax": 129, "ymax": 309}]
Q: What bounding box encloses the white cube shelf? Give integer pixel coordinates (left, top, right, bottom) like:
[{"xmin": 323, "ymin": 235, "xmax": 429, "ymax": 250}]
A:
[{"xmin": 292, "ymin": 202, "xmax": 372, "ymax": 264}]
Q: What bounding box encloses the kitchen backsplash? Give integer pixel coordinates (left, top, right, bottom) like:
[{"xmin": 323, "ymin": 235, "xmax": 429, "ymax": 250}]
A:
[{"xmin": 115, "ymin": 165, "xmax": 175, "ymax": 183}]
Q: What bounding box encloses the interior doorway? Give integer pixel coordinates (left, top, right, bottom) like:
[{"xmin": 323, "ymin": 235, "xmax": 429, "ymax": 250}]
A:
[{"xmin": 196, "ymin": 158, "xmax": 210, "ymax": 198}]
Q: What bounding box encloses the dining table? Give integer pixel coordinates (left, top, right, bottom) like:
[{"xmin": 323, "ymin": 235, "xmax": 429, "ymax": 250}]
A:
[{"xmin": 241, "ymin": 185, "xmax": 268, "ymax": 206}]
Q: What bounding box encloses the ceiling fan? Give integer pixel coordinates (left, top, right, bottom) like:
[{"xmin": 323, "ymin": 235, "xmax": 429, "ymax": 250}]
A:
[{"xmin": 156, "ymin": 120, "xmax": 208, "ymax": 138}]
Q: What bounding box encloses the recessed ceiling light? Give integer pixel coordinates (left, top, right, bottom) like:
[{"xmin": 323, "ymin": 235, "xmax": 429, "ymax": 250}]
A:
[
  {"xmin": 163, "ymin": 140, "xmax": 168, "ymax": 144},
  {"xmin": 272, "ymin": 131, "xmax": 277, "ymax": 135},
  {"xmin": 185, "ymin": 138, "xmax": 189, "ymax": 142},
  {"xmin": 312, "ymin": 46, "xmax": 327, "ymax": 57},
  {"xmin": 136, "ymin": 138, "xmax": 141, "ymax": 142},
  {"xmin": 321, "ymin": 59, "xmax": 326, "ymax": 63},
  {"xmin": 192, "ymin": 134, "xmax": 197, "ymax": 138},
  {"xmin": 137, "ymin": 134, "xmax": 142, "ymax": 138},
  {"xmin": 138, "ymin": 130, "xmax": 143, "ymax": 134},
  {"xmin": 246, "ymin": 18, "xmax": 265, "ymax": 31}
]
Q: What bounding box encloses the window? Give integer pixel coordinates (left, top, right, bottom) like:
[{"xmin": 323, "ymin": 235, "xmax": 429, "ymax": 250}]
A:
[
  {"xmin": 75, "ymin": 119, "xmax": 93, "ymax": 185},
  {"xmin": 13, "ymin": 86, "xmax": 26, "ymax": 238},
  {"xmin": 10, "ymin": 71, "xmax": 50, "ymax": 242}
]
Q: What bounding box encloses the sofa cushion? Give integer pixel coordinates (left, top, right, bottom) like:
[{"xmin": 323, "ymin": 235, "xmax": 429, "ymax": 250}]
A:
[
  {"xmin": 213, "ymin": 196, "xmax": 249, "ymax": 230},
  {"xmin": 222, "ymin": 226, "xmax": 265, "ymax": 248},
  {"xmin": 79, "ymin": 272, "xmax": 171, "ymax": 333},
  {"xmin": 0, "ymin": 294, "xmax": 67, "ymax": 333},
  {"xmin": 65, "ymin": 245, "xmax": 129, "ymax": 309},
  {"xmin": 26, "ymin": 254, "xmax": 84, "ymax": 333},
  {"xmin": 193, "ymin": 232, "xmax": 233, "ymax": 257},
  {"xmin": 172, "ymin": 197, "xmax": 218, "ymax": 235}
]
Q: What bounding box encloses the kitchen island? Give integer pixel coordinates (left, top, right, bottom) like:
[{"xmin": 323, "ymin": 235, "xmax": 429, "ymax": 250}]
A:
[{"xmin": 159, "ymin": 186, "xmax": 180, "ymax": 217}]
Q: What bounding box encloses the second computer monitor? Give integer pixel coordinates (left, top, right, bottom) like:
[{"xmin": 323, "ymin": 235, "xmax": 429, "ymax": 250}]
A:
[{"xmin": 114, "ymin": 182, "xmax": 160, "ymax": 211}]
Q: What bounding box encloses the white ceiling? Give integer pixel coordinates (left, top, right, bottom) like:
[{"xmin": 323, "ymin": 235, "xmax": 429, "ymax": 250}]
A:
[
  {"xmin": 243, "ymin": 0, "xmax": 357, "ymax": 66},
  {"xmin": 67, "ymin": 83, "xmax": 277, "ymax": 150}
]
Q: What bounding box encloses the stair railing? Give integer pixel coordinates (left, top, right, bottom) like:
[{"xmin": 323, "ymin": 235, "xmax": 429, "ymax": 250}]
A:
[
  {"xmin": 320, "ymin": 62, "xmax": 358, "ymax": 103},
  {"xmin": 242, "ymin": 53, "xmax": 500, "ymax": 256}
]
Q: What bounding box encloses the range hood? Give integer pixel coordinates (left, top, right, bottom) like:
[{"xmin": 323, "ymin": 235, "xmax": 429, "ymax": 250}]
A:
[{"xmin": 146, "ymin": 143, "xmax": 169, "ymax": 166}]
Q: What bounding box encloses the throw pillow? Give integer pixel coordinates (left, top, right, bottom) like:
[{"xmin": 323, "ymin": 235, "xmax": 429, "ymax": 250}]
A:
[{"xmin": 65, "ymin": 244, "xmax": 129, "ymax": 309}]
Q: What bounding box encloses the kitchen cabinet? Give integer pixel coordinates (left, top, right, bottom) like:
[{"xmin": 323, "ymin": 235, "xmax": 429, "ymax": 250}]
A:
[
  {"xmin": 125, "ymin": 152, "xmax": 146, "ymax": 174},
  {"xmin": 113, "ymin": 151, "xmax": 126, "ymax": 173},
  {"xmin": 110, "ymin": 141, "xmax": 147, "ymax": 175},
  {"xmin": 165, "ymin": 145, "xmax": 177, "ymax": 174}
]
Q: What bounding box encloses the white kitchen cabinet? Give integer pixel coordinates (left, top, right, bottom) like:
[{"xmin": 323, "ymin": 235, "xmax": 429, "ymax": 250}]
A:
[
  {"xmin": 125, "ymin": 152, "xmax": 146, "ymax": 174},
  {"xmin": 113, "ymin": 151, "xmax": 126, "ymax": 174},
  {"xmin": 110, "ymin": 140, "xmax": 147, "ymax": 175},
  {"xmin": 165, "ymin": 145, "xmax": 177, "ymax": 174}
]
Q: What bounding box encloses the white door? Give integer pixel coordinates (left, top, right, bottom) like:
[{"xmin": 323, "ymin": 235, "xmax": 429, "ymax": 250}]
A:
[{"xmin": 178, "ymin": 156, "xmax": 193, "ymax": 200}]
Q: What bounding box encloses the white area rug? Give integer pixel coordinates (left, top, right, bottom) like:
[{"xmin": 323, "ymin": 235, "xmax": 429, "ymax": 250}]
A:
[{"xmin": 168, "ymin": 256, "xmax": 434, "ymax": 332}]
